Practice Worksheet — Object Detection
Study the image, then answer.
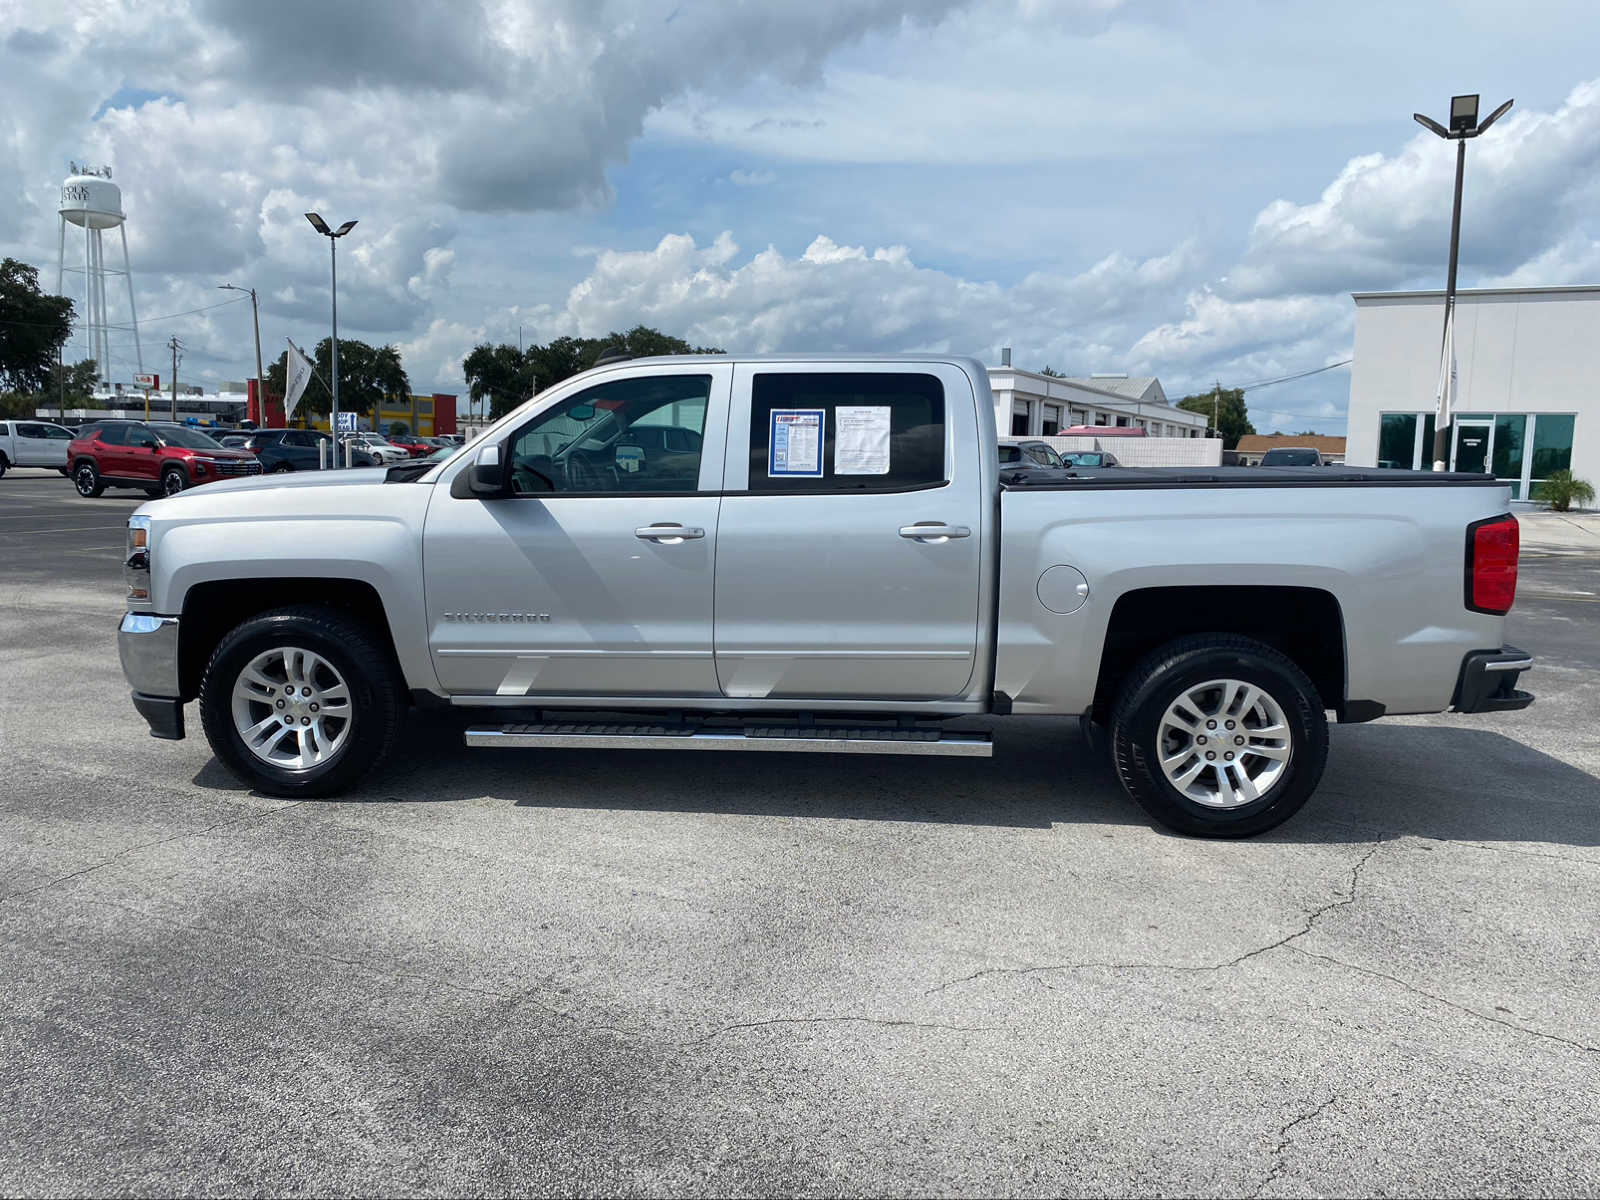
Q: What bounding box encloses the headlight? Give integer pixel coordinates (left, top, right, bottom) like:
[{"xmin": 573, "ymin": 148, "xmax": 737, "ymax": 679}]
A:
[{"xmin": 126, "ymin": 514, "xmax": 152, "ymax": 602}]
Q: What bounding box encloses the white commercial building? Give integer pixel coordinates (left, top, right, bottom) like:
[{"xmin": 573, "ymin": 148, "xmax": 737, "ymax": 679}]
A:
[
  {"xmin": 986, "ymin": 366, "xmax": 1210, "ymax": 440},
  {"xmin": 1347, "ymin": 285, "xmax": 1594, "ymax": 501}
]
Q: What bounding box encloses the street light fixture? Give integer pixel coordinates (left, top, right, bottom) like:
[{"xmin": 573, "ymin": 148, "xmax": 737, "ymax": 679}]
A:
[
  {"xmin": 218, "ymin": 284, "xmax": 263, "ymax": 425},
  {"xmin": 1413, "ymin": 93, "xmax": 1512, "ymax": 471},
  {"xmin": 305, "ymin": 211, "xmax": 357, "ymax": 449}
]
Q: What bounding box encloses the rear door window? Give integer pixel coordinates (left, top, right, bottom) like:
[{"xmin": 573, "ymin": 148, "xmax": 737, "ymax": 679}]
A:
[
  {"xmin": 747, "ymin": 372, "xmax": 945, "ymax": 493},
  {"xmin": 97, "ymin": 424, "xmax": 130, "ymax": 446}
]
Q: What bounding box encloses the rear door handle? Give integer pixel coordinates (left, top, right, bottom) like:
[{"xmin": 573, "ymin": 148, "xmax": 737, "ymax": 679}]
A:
[
  {"xmin": 635, "ymin": 523, "xmax": 705, "ymax": 543},
  {"xmin": 898, "ymin": 523, "xmax": 971, "ymax": 542}
]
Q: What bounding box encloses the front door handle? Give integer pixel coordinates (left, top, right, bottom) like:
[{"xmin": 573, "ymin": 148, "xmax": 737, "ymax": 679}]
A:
[
  {"xmin": 898, "ymin": 522, "xmax": 971, "ymax": 543},
  {"xmin": 635, "ymin": 523, "xmax": 705, "ymax": 544}
]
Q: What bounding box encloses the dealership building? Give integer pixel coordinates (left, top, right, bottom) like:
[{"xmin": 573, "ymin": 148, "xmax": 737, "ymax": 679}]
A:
[
  {"xmin": 986, "ymin": 363, "xmax": 1210, "ymax": 439},
  {"xmin": 1346, "ymin": 285, "xmax": 1594, "ymax": 501}
]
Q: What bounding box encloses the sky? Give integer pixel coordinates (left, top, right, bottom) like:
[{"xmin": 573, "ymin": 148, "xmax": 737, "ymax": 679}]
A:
[{"xmin": 3, "ymin": 0, "xmax": 1599, "ymax": 432}]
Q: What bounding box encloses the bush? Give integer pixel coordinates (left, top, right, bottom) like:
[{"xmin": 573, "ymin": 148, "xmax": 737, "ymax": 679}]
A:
[{"xmin": 1539, "ymin": 469, "xmax": 1596, "ymax": 512}]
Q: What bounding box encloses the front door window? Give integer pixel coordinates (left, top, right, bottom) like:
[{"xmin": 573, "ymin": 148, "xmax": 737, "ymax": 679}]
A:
[{"xmin": 509, "ymin": 375, "xmax": 710, "ymax": 494}]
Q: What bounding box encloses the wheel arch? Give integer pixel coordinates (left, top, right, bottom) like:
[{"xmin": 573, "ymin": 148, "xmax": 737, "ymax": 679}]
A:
[
  {"xmin": 1091, "ymin": 585, "xmax": 1346, "ymax": 722},
  {"xmin": 179, "ymin": 579, "xmax": 402, "ymax": 702}
]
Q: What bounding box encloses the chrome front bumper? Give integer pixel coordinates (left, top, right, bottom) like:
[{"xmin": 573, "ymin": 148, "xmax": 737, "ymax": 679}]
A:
[
  {"xmin": 119, "ymin": 613, "xmax": 186, "ymax": 740},
  {"xmin": 118, "ymin": 612, "xmax": 181, "ymax": 695}
]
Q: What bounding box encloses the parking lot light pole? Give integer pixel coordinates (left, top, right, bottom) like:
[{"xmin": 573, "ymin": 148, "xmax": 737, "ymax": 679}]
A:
[
  {"xmin": 1413, "ymin": 94, "xmax": 1512, "ymax": 471},
  {"xmin": 218, "ymin": 284, "xmax": 263, "ymax": 424},
  {"xmin": 304, "ymin": 213, "xmax": 357, "ymax": 454}
]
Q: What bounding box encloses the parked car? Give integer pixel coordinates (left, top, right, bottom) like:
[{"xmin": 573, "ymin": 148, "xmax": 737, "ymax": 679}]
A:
[
  {"xmin": 242, "ymin": 428, "xmax": 337, "ymax": 472},
  {"xmin": 217, "ymin": 434, "xmax": 252, "ymax": 450},
  {"xmin": 384, "ymin": 432, "xmax": 435, "ymax": 458},
  {"xmin": 115, "ymin": 354, "xmax": 1532, "ymax": 840},
  {"xmin": 1260, "ymin": 447, "xmax": 1324, "ymax": 467},
  {"xmin": 340, "ymin": 433, "xmax": 408, "ymax": 465},
  {"xmin": 1060, "ymin": 450, "xmax": 1121, "ymax": 469},
  {"xmin": 68, "ymin": 420, "xmax": 262, "ymax": 498},
  {"xmin": 997, "ymin": 439, "xmax": 1070, "ymax": 478},
  {"xmin": 0, "ymin": 419, "xmax": 76, "ymax": 476}
]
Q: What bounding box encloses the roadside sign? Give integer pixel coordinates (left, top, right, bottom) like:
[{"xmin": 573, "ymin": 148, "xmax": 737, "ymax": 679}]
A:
[
  {"xmin": 335, "ymin": 411, "xmax": 358, "ymax": 432},
  {"xmin": 134, "ymin": 372, "xmax": 158, "ymax": 389}
]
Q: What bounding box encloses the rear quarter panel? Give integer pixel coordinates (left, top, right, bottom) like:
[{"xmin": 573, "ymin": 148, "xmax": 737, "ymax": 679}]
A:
[{"xmin": 996, "ymin": 483, "xmax": 1513, "ymax": 715}]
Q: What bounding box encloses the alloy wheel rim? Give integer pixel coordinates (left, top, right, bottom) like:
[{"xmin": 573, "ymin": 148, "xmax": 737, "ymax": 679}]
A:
[
  {"xmin": 230, "ymin": 646, "xmax": 353, "ymax": 770},
  {"xmin": 1156, "ymin": 677, "xmax": 1293, "ymax": 810},
  {"xmin": 163, "ymin": 471, "xmax": 184, "ymax": 495},
  {"xmin": 76, "ymin": 466, "xmax": 95, "ymax": 493}
]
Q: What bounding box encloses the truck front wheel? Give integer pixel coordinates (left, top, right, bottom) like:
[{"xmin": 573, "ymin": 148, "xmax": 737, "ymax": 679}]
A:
[
  {"xmin": 198, "ymin": 606, "xmax": 405, "ymax": 797},
  {"xmin": 1110, "ymin": 634, "xmax": 1328, "ymax": 838}
]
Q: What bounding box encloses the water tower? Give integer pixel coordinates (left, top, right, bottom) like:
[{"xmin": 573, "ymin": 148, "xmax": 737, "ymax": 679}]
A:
[{"xmin": 57, "ymin": 163, "xmax": 143, "ymax": 383}]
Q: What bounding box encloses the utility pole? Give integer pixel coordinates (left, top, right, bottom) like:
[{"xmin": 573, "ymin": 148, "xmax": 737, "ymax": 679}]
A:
[
  {"xmin": 1213, "ymin": 381, "xmax": 1221, "ymax": 439},
  {"xmin": 219, "ymin": 285, "xmax": 264, "ymax": 422},
  {"xmin": 168, "ymin": 336, "xmax": 180, "ymax": 420}
]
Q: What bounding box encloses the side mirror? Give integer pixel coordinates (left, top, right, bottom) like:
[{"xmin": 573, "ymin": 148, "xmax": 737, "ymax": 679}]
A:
[
  {"xmin": 140, "ymin": 436, "xmax": 160, "ymax": 450},
  {"xmin": 467, "ymin": 443, "xmax": 506, "ymax": 498}
]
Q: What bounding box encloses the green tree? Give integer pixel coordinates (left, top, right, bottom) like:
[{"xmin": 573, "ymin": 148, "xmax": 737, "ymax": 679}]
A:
[
  {"xmin": 1038, "ymin": 365, "xmax": 1065, "ymax": 377},
  {"xmin": 0, "ymin": 258, "xmax": 74, "ymax": 392},
  {"xmin": 49, "ymin": 358, "xmax": 100, "ymax": 402},
  {"xmin": 464, "ymin": 326, "xmax": 723, "ymax": 420},
  {"xmin": 267, "ymin": 338, "xmax": 409, "ymax": 424},
  {"xmin": 1176, "ymin": 385, "xmax": 1256, "ymax": 449}
]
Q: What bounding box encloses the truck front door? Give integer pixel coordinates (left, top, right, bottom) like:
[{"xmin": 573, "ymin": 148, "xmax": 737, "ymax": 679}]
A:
[
  {"xmin": 713, "ymin": 364, "xmax": 986, "ymax": 701},
  {"xmin": 423, "ymin": 365, "xmax": 731, "ymax": 700}
]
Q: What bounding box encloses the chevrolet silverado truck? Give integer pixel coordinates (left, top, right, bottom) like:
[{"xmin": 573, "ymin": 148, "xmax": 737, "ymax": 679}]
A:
[{"xmin": 116, "ymin": 355, "xmax": 1532, "ymax": 837}]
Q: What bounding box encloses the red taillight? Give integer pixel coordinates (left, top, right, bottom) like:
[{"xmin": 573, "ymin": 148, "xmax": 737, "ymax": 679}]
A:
[{"xmin": 1466, "ymin": 514, "xmax": 1518, "ymax": 614}]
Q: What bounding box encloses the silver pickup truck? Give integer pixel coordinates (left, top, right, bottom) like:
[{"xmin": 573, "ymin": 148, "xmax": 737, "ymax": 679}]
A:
[{"xmin": 117, "ymin": 355, "xmax": 1532, "ymax": 837}]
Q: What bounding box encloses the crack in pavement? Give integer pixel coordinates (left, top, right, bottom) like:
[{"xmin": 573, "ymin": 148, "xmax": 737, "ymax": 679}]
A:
[
  {"xmin": 688, "ymin": 1015, "xmax": 999, "ymax": 1046},
  {"xmin": 1286, "ymin": 945, "xmax": 1600, "ymax": 1056},
  {"xmin": 927, "ymin": 842, "xmax": 1384, "ymax": 995},
  {"xmin": 1254, "ymin": 1094, "xmax": 1338, "ymax": 1198},
  {"xmin": 0, "ymin": 801, "xmax": 305, "ymax": 906}
]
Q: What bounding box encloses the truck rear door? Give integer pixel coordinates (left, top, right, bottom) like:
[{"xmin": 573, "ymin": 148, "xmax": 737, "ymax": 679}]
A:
[{"xmin": 713, "ymin": 363, "xmax": 985, "ymax": 701}]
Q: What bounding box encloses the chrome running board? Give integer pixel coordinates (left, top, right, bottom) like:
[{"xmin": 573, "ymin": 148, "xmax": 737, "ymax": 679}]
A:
[{"xmin": 464, "ymin": 722, "xmax": 992, "ymax": 757}]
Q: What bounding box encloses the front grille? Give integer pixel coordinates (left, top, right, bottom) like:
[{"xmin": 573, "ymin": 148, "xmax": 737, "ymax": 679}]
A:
[{"xmin": 216, "ymin": 460, "xmax": 263, "ymax": 477}]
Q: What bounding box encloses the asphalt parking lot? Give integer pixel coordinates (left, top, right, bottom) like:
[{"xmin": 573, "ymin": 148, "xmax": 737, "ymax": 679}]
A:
[{"xmin": 2, "ymin": 467, "xmax": 1598, "ymax": 1197}]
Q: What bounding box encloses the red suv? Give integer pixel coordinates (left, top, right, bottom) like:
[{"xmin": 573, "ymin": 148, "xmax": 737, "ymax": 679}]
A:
[{"xmin": 69, "ymin": 420, "xmax": 263, "ymax": 498}]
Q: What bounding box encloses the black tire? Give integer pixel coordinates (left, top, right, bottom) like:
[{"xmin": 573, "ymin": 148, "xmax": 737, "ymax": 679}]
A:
[
  {"xmin": 270, "ymin": 462, "xmax": 293, "ymax": 473},
  {"xmin": 73, "ymin": 459, "xmax": 104, "ymax": 497},
  {"xmin": 161, "ymin": 465, "xmax": 187, "ymax": 496},
  {"xmin": 199, "ymin": 606, "xmax": 405, "ymax": 798},
  {"xmin": 1110, "ymin": 634, "xmax": 1328, "ymax": 838},
  {"xmin": 0, "ymin": 454, "xmax": 9, "ymax": 478}
]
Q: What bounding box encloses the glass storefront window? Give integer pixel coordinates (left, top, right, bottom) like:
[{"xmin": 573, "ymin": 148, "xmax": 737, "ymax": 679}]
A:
[
  {"xmin": 1378, "ymin": 413, "xmax": 1417, "ymax": 468},
  {"xmin": 1530, "ymin": 414, "xmax": 1575, "ymax": 479},
  {"xmin": 1491, "ymin": 414, "xmax": 1526, "ymax": 480}
]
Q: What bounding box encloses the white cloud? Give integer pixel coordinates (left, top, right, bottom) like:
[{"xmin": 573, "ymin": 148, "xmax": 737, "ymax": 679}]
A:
[
  {"xmin": 729, "ymin": 169, "xmax": 777, "ymax": 187},
  {"xmin": 1227, "ymin": 80, "xmax": 1600, "ymax": 299}
]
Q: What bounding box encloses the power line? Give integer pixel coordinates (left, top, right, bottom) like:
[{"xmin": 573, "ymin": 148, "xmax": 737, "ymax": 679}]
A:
[
  {"xmin": 0, "ymin": 292, "xmax": 249, "ymax": 331},
  {"xmin": 1236, "ymin": 358, "xmax": 1353, "ymax": 392}
]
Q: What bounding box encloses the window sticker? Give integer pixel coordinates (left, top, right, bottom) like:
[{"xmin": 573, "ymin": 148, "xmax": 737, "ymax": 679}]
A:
[
  {"xmin": 834, "ymin": 405, "xmax": 891, "ymax": 474},
  {"xmin": 768, "ymin": 408, "xmax": 824, "ymax": 477}
]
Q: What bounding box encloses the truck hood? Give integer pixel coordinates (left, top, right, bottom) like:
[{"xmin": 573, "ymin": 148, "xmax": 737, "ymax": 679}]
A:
[{"xmin": 146, "ymin": 465, "xmax": 402, "ymax": 506}]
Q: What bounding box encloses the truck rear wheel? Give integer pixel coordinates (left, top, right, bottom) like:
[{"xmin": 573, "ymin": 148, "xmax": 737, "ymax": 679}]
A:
[
  {"xmin": 1109, "ymin": 634, "xmax": 1328, "ymax": 838},
  {"xmin": 198, "ymin": 606, "xmax": 405, "ymax": 798}
]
